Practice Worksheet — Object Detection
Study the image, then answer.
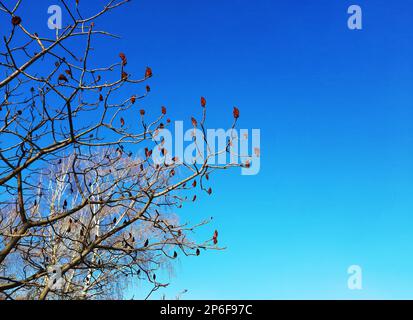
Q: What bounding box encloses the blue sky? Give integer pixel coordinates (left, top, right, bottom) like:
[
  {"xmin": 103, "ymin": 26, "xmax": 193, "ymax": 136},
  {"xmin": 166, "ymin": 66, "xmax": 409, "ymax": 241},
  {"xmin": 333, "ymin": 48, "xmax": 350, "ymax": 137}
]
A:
[{"xmin": 13, "ymin": 0, "xmax": 413, "ymax": 299}]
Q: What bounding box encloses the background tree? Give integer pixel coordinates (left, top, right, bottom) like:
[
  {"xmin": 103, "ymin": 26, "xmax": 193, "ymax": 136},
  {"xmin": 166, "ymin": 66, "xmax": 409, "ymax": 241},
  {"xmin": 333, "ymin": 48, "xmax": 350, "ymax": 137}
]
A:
[{"xmin": 0, "ymin": 0, "xmax": 247, "ymax": 299}]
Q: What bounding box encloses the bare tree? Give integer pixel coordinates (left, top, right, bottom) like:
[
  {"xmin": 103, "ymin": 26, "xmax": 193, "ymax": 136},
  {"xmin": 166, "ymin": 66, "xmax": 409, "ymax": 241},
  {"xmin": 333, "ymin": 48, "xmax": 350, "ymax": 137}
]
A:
[{"xmin": 0, "ymin": 0, "xmax": 248, "ymax": 300}]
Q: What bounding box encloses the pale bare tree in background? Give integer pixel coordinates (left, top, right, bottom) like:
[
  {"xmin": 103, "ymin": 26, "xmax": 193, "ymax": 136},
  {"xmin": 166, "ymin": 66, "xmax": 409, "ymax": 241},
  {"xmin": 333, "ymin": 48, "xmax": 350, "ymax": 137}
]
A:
[{"xmin": 0, "ymin": 0, "xmax": 248, "ymax": 299}]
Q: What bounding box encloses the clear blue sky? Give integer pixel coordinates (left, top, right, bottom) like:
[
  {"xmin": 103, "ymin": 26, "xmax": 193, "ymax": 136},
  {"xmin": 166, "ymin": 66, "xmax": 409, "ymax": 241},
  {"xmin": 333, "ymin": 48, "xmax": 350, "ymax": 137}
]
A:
[{"xmin": 16, "ymin": 0, "xmax": 413, "ymax": 299}]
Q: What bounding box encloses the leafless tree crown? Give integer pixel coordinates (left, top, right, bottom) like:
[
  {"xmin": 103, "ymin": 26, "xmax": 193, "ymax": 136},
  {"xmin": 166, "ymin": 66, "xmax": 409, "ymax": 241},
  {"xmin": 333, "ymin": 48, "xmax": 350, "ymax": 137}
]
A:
[{"xmin": 0, "ymin": 0, "xmax": 245, "ymax": 300}]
